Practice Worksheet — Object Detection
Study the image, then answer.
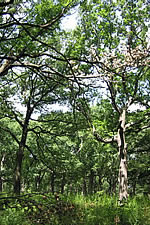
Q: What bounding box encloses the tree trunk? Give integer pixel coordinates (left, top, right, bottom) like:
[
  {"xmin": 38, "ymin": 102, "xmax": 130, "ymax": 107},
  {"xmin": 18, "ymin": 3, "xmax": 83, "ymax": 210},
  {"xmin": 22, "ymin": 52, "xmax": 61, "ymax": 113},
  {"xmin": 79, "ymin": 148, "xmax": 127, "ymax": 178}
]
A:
[
  {"xmin": 98, "ymin": 174, "xmax": 103, "ymax": 191},
  {"xmin": 88, "ymin": 169, "xmax": 94, "ymax": 194},
  {"xmin": 14, "ymin": 117, "xmax": 31, "ymax": 194},
  {"xmin": 14, "ymin": 144, "xmax": 25, "ymax": 194},
  {"xmin": 61, "ymin": 173, "xmax": 66, "ymax": 194},
  {"xmin": 117, "ymin": 109, "xmax": 128, "ymax": 202},
  {"xmin": 108, "ymin": 177, "xmax": 112, "ymax": 195},
  {"xmin": 69, "ymin": 183, "xmax": 73, "ymax": 194},
  {"xmin": 0, "ymin": 177, "xmax": 3, "ymax": 193},
  {"xmin": 112, "ymin": 175, "xmax": 117, "ymax": 195},
  {"xmin": 50, "ymin": 171, "xmax": 55, "ymax": 194},
  {"xmin": 35, "ymin": 171, "xmax": 45, "ymax": 191},
  {"xmin": 14, "ymin": 103, "xmax": 33, "ymax": 195},
  {"xmin": 132, "ymin": 180, "xmax": 136, "ymax": 196},
  {"xmin": 82, "ymin": 176, "xmax": 87, "ymax": 195},
  {"xmin": 0, "ymin": 155, "xmax": 5, "ymax": 192}
]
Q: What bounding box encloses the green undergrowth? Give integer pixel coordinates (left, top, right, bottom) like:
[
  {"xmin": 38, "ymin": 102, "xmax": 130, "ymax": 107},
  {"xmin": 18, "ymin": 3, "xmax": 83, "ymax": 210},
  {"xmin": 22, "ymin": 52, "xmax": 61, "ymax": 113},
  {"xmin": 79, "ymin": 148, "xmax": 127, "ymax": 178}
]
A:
[{"xmin": 0, "ymin": 192, "xmax": 149, "ymax": 225}]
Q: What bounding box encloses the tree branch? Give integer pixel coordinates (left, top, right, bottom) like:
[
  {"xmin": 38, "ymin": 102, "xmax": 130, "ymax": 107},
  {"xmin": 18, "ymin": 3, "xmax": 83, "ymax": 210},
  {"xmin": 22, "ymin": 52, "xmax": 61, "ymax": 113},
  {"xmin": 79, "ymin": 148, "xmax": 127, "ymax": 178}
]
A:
[
  {"xmin": 93, "ymin": 125, "xmax": 117, "ymax": 144},
  {"xmin": 0, "ymin": 0, "xmax": 14, "ymax": 7}
]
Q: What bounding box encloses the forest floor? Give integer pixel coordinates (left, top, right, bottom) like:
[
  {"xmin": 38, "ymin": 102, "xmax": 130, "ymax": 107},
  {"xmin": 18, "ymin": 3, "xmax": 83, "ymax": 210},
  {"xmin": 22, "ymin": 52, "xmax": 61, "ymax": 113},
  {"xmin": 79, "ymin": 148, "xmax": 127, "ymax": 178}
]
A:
[{"xmin": 0, "ymin": 192, "xmax": 149, "ymax": 225}]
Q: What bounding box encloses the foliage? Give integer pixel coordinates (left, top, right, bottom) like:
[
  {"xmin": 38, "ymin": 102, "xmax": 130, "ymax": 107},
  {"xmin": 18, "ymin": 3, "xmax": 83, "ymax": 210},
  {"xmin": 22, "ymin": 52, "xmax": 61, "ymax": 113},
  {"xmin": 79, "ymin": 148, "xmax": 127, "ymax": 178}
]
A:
[
  {"xmin": 0, "ymin": 193, "xmax": 149, "ymax": 225},
  {"xmin": 0, "ymin": 0, "xmax": 150, "ymax": 211}
]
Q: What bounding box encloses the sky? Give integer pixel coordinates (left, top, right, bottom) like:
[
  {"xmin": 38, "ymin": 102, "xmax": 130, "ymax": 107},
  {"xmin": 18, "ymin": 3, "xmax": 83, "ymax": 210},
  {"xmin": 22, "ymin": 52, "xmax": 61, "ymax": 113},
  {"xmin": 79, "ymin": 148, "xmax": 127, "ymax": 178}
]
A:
[{"xmin": 61, "ymin": 6, "xmax": 78, "ymax": 30}]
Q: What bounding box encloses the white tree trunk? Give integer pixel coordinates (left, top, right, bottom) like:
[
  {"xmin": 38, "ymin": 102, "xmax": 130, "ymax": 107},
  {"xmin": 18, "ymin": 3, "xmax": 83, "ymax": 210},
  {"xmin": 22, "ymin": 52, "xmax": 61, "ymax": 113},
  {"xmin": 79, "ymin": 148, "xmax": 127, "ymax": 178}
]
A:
[{"xmin": 117, "ymin": 109, "xmax": 128, "ymax": 202}]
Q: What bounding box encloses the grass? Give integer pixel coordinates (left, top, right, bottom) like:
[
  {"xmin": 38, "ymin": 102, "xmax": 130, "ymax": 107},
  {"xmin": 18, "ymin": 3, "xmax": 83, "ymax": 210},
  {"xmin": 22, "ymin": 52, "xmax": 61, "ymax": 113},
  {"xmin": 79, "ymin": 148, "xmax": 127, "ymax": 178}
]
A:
[{"xmin": 0, "ymin": 193, "xmax": 149, "ymax": 225}]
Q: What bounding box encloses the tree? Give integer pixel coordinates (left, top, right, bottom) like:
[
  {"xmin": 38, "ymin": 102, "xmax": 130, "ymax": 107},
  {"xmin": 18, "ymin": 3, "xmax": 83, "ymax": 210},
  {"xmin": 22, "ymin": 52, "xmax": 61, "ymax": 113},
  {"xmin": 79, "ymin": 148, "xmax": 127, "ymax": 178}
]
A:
[
  {"xmin": 0, "ymin": 0, "xmax": 78, "ymax": 77},
  {"xmin": 0, "ymin": 0, "xmax": 80, "ymax": 194},
  {"xmin": 0, "ymin": 0, "xmax": 149, "ymax": 200},
  {"xmin": 0, "ymin": 69, "xmax": 73, "ymax": 193},
  {"xmin": 66, "ymin": 0, "xmax": 150, "ymax": 202}
]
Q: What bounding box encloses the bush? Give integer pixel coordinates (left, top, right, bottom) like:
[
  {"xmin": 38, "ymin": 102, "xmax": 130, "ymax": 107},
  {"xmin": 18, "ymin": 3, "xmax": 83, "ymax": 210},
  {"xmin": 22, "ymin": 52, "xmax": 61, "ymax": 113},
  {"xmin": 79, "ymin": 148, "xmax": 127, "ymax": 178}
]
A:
[{"xmin": 0, "ymin": 208, "xmax": 29, "ymax": 225}]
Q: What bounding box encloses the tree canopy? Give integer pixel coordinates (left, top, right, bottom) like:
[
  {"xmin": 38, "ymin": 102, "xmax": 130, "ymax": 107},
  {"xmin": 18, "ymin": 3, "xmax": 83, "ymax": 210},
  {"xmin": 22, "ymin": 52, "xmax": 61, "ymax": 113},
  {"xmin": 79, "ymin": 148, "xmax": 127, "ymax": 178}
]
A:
[{"xmin": 0, "ymin": 0, "xmax": 150, "ymax": 205}]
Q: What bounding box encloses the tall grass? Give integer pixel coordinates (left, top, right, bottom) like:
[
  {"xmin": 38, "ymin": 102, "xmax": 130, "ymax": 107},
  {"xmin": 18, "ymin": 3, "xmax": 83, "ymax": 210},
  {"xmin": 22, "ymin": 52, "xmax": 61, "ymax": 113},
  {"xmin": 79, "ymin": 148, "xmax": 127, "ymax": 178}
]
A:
[
  {"xmin": 0, "ymin": 193, "xmax": 149, "ymax": 225},
  {"xmin": 64, "ymin": 193, "xmax": 150, "ymax": 225}
]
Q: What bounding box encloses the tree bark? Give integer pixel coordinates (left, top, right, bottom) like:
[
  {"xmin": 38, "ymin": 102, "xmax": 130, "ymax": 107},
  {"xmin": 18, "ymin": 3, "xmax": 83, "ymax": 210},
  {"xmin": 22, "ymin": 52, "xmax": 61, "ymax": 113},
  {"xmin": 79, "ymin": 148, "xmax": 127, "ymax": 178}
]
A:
[
  {"xmin": 14, "ymin": 105, "xmax": 32, "ymax": 194},
  {"xmin": 61, "ymin": 173, "xmax": 66, "ymax": 194},
  {"xmin": 0, "ymin": 155, "xmax": 5, "ymax": 192},
  {"xmin": 88, "ymin": 169, "xmax": 94, "ymax": 194},
  {"xmin": 50, "ymin": 171, "xmax": 55, "ymax": 194},
  {"xmin": 132, "ymin": 179, "xmax": 136, "ymax": 196},
  {"xmin": 14, "ymin": 133, "xmax": 27, "ymax": 194},
  {"xmin": 82, "ymin": 176, "xmax": 87, "ymax": 195},
  {"xmin": 35, "ymin": 171, "xmax": 45, "ymax": 191},
  {"xmin": 117, "ymin": 109, "xmax": 128, "ymax": 202}
]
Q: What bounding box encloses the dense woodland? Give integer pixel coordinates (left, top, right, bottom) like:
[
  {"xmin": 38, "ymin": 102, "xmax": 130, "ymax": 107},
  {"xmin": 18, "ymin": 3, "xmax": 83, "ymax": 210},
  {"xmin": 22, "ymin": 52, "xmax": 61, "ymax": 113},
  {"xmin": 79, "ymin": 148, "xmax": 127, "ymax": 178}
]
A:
[{"xmin": 0, "ymin": 0, "xmax": 150, "ymax": 224}]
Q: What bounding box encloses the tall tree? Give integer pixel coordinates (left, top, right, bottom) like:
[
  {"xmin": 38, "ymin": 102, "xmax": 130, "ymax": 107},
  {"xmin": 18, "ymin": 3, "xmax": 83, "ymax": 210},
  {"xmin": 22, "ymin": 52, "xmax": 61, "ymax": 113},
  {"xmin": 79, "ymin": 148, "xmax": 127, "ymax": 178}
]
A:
[
  {"xmin": 0, "ymin": 68, "xmax": 73, "ymax": 193},
  {"xmin": 66, "ymin": 0, "xmax": 150, "ymax": 201},
  {"xmin": 0, "ymin": 0, "xmax": 79, "ymax": 194}
]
